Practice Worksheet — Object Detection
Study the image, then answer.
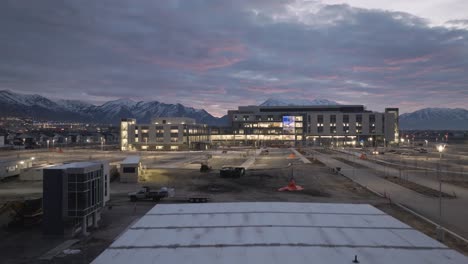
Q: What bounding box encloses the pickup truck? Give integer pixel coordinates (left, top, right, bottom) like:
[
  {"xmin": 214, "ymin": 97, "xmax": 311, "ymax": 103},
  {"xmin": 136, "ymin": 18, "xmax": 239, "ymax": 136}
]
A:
[
  {"xmin": 220, "ymin": 166, "xmax": 246, "ymax": 178},
  {"xmin": 128, "ymin": 186, "xmax": 175, "ymax": 202}
]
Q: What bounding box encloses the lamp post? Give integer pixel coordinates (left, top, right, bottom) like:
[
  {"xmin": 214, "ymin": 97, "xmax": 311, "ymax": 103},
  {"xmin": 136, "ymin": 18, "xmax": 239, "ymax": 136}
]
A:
[
  {"xmin": 52, "ymin": 139, "xmax": 55, "ymax": 149},
  {"xmin": 425, "ymin": 140, "xmax": 428, "ymax": 148},
  {"xmin": 436, "ymin": 144, "xmax": 446, "ymax": 241},
  {"xmin": 47, "ymin": 139, "xmax": 50, "ymax": 149}
]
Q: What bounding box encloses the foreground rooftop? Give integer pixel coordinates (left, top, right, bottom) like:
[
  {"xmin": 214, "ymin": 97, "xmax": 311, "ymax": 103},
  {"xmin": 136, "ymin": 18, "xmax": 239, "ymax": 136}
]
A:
[{"xmin": 92, "ymin": 202, "xmax": 468, "ymax": 264}]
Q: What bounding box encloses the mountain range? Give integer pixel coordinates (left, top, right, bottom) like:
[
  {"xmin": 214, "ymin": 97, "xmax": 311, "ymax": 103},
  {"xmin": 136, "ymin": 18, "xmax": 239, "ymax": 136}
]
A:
[
  {"xmin": 1, "ymin": 90, "xmax": 467, "ymax": 130},
  {"xmin": 0, "ymin": 90, "xmax": 228, "ymax": 126},
  {"xmin": 399, "ymin": 108, "xmax": 468, "ymax": 130}
]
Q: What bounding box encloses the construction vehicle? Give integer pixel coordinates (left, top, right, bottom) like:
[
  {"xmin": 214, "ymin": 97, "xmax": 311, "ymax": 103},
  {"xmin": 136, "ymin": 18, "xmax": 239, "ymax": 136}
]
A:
[
  {"xmin": 128, "ymin": 186, "xmax": 175, "ymax": 202},
  {"xmin": 220, "ymin": 166, "xmax": 245, "ymax": 178}
]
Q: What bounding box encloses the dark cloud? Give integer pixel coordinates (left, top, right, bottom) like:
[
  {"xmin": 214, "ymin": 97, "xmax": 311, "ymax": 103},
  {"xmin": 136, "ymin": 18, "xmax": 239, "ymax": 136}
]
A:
[{"xmin": 0, "ymin": 0, "xmax": 467, "ymax": 116}]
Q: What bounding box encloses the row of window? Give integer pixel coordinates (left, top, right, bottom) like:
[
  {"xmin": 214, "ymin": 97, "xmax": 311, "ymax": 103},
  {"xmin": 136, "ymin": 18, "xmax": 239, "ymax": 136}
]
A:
[
  {"xmin": 315, "ymin": 114, "xmax": 374, "ymax": 123},
  {"xmin": 234, "ymin": 115, "xmax": 304, "ymax": 122}
]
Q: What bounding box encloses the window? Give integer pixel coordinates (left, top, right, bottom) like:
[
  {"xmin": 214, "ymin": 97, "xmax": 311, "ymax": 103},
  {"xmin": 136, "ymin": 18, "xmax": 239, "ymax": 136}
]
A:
[
  {"xmin": 318, "ymin": 127, "xmax": 323, "ymax": 133},
  {"xmin": 123, "ymin": 167, "xmax": 136, "ymax": 173},
  {"xmin": 104, "ymin": 174, "xmax": 108, "ymax": 196},
  {"xmin": 343, "ymin": 115, "xmax": 349, "ymax": 123},
  {"xmin": 330, "ymin": 115, "xmax": 336, "ymax": 123},
  {"xmin": 356, "ymin": 115, "xmax": 362, "ymax": 122},
  {"xmin": 317, "ymin": 115, "xmax": 323, "ymax": 123}
]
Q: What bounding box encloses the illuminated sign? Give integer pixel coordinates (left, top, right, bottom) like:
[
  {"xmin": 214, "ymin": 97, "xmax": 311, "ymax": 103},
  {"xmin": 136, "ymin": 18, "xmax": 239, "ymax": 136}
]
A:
[{"xmin": 283, "ymin": 116, "xmax": 295, "ymax": 134}]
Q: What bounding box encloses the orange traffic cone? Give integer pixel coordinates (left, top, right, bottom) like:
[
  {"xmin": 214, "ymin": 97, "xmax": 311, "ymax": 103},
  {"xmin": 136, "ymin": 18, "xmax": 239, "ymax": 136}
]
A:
[
  {"xmin": 278, "ymin": 179, "xmax": 304, "ymax": 191},
  {"xmin": 287, "ymin": 153, "xmax": 296, "ymax": 159}
]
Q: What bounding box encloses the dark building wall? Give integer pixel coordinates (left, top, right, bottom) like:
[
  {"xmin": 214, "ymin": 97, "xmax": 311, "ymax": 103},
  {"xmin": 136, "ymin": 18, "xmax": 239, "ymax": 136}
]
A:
[{"xmin": 43, "ymin": 169, "xmax": 64, "ymax": 236}]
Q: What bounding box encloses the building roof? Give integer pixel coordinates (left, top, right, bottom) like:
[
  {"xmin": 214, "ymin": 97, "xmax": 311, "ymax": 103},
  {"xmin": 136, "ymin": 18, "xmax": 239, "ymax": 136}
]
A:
[
  {"xmin": 46, "ymin": 161, "xmax": 102, "ymax": 170},
  {"xmin": 0, "ymin": 157, "xmax": 31, "ymax": 165},
  {"xmin": 91, "ymin": 202, "xmax": 468, "ymax": 264},
  {"xmin": 121, "ymin": 156, "xmax": 140, "ymax": 165}
]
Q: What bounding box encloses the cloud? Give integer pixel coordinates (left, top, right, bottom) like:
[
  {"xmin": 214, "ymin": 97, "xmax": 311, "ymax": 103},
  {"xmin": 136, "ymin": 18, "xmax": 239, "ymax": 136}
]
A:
[{"xmin": 0, "ymin": 0, "xmax": 467, "ymax": 116}]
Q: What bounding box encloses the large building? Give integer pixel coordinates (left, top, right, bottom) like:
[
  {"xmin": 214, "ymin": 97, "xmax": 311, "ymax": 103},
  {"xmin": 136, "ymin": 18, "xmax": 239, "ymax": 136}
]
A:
[
  {"xmin": 121, "ymin": 117, "xmax": 210, "ymax": 151},
  {"xmin": 43, "ymin": 161, "xmax": 110, "ymax": 236},
  {"xmin": 120, "ymin": 105, "xmax": 399, "ymax": 151},
  {"xmin": 211, "ymin": 105, "xmax": 399, "ymax": 147}
]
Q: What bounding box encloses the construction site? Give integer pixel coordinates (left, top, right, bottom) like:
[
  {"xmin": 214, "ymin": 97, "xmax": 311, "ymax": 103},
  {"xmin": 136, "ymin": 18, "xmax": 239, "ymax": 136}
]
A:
[{"xmin": 0, "ymin": 145, "xmax": 468, "ymax": 263}]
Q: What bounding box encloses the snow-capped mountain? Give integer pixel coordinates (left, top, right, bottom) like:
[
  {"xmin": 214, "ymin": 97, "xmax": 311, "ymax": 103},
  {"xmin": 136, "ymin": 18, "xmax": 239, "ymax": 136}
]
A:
[
  {"xmin": 400, "ymin": 108, "xmax": 468, "ymax": 130},
  {"xmin": 55, "ymin": 99, "xmax": 94, "ymax": 112},
  {"xmin": 0, "ymin": 90, "xmax": 228, "ymax": 126},
  {"xmin": 260, "ymin": 98, "xmax": 339, "ymax": 106}
]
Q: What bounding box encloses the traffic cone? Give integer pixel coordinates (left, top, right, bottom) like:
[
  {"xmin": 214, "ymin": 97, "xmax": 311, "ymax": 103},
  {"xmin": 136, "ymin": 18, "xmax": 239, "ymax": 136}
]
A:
[{"xmin": 278, "ymin": 179, "xmax": 304, "ymax": 191}]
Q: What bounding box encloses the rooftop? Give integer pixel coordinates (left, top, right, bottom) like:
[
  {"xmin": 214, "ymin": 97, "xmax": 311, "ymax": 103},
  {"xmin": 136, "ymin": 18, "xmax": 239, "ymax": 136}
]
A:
[
  {"xmin": 91, "ymin": 202, "xmax": 468, "ymax": 264},
  {"xmin": 121, "ymin": 156, "xmax": 140, "ymax": 165},
  {"xmin": 46, "ymin": 161, "xmax": 102, "ymax": 170}
]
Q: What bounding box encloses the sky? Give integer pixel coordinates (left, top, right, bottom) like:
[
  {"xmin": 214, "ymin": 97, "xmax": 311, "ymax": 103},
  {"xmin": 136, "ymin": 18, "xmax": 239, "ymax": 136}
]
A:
[{"xmin": 0, "ymin": 0, "xmax": 467, "ymax": 117}]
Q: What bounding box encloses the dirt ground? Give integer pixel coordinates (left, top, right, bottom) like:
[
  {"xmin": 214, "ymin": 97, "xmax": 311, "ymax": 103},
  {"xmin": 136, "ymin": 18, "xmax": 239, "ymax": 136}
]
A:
[{"xmin": 1, "ymin": 152, "xmax": 468, "ymax": 263}]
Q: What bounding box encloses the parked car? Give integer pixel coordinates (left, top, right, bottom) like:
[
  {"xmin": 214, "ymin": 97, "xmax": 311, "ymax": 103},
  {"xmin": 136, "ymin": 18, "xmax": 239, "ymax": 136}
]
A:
[{"xmin": 220, "ymin": 166, "xmax": 246, "ymax": 178}]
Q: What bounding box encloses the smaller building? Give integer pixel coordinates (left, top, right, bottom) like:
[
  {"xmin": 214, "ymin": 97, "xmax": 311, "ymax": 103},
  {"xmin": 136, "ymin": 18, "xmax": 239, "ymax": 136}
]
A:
[
  {"xmin": 0, "ymin": 158, "xmax": 33, "ymax": 180},
  {"xmin": 120, "ymin": 156, "xmax": 141, "ymax": 183},
  {"xmin": 121, "ymin": 117, "xmax": 210, "ymax": 151},
  {"xmin": 43, "ymin": 161, "xmax": 110, "ymax": 236}
]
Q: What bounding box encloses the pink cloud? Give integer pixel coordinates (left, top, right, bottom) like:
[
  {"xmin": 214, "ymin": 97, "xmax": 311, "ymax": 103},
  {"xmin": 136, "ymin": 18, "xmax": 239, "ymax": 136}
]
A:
[
  {"xmin": 352, "ymin": 66, "xmax": 401, "ymax": 73},
  {"xmin": 384, "ymin": 54, "xmax": 432, "ymax": 65},
  {"xmin": 246, "ymin": 86, "xmax": 302, "ymax": 94}
]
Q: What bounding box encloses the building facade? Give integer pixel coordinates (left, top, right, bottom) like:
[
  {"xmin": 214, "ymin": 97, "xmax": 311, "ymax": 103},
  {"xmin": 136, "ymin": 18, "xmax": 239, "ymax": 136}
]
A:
[
  {"xmin": 43, "ymin": 161, "xmax": 110, "ymax": 236},
  {"xmin": 121, "ymin": 117, "xmax": 210, "ymax": 151},
  {"xmin": 120, "ymin": 105, "xmax": 399, "ymax": 150},
  {"xmin": 209, "ymin": 105, "xmax": 399, "ymax": 147}
]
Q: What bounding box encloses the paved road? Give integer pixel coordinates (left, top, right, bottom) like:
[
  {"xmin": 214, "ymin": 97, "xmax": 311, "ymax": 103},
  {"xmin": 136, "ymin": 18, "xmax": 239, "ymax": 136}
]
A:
[{"xmin": 308, "ymin": 148, "xmax": 468, "ymax": 239}]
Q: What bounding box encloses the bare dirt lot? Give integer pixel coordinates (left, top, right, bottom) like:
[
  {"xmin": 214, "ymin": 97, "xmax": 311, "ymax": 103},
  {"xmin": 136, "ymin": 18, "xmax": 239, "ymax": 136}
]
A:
[{"xmin": 1, "ymin": 148, "xmax": 468, "ymax": 263}]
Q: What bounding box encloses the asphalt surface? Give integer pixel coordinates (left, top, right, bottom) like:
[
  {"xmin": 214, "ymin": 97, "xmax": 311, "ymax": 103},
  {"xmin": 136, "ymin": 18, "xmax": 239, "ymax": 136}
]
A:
[{"xmin": 308, "ymin": 147, "xmax": 468, "ymax": 240}]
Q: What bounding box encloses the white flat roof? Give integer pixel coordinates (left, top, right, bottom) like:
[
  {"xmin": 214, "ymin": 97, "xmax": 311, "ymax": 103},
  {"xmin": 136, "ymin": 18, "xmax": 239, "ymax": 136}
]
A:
[
  {"xmin": 46, "ymin": 161, "xmax": 101, "ymax": 170},
  {"xmin": 91, "ymin": 202, "xmax": 468, "ymax": 264},
  {"xmin": 121, "ymin": 156, "xmax": 140, "ymax": 165}
]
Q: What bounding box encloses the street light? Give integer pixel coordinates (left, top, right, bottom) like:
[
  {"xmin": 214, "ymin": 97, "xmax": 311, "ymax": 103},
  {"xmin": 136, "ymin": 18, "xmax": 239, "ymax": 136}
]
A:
[
  {"xmin": 47, "ymin": 139, "xmax": 50, "ymax": 149},
  {"xmin": 425, "ymin": 140, "xmax": 428, "ymax": 147},
  {"xmin": 436, "ymin": 144, "xmax": 446, "ymax": 241},
  {"xmin": 52, "ymin": 139, "xmax": 55, "ymax": 148}
]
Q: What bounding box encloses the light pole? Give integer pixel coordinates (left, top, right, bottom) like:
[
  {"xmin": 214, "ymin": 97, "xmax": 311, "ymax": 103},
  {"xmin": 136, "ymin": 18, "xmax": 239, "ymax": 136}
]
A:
[
  {"xmin": 425, "ymin": 140, "xmax": 428, "ymax": 148},
  {"xmin": 52, "ymin": 139, "xmax": 55, "ymax": 149},
  {"xmin": 436, "ymin": 144, "xmax": 446, "ymax": 241},
  {"xmin": 47, "ymin": 139, "xmax": 50, "ymax": 149}
]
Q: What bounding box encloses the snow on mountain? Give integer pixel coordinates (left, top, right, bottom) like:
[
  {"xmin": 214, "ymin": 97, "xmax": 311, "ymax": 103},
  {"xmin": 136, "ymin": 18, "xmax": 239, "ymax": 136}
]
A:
[
  {"xmin": 400, "ymin": 108, "xmax": 468, "ymax": 130},
  {"xmin": 0, "ymin": 90, "xmax": 228, "ymax": 126},
  {"xmin": 260, "ymin": 98, "xmax": 339, "ymax": 106},
  {"xmin": 55, "ymin": 99, "xmax": 94, "ymax": 112},
  {"xmin": 0, "ymin": 90, "xmax": 61, "ymax": 109}
]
